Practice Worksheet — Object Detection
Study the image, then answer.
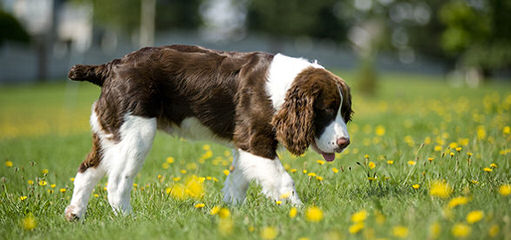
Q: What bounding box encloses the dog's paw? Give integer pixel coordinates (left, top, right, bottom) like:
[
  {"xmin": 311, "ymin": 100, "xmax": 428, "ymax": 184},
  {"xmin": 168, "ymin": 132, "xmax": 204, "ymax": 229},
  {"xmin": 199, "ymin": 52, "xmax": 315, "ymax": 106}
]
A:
[{"xmin": 64, "ymin": 205, "xmax": 82, "ymax": 222}]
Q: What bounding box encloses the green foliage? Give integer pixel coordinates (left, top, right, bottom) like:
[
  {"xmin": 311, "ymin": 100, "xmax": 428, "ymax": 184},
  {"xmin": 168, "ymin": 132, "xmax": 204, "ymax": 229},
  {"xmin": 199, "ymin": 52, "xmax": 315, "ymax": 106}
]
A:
[
  {"xmin": 1, "ymin": 75, "xmax": 511, "ymax": 239},
  {"xmin": 0, "ymin": 9, "xmax": 30, "ymax": 45}
]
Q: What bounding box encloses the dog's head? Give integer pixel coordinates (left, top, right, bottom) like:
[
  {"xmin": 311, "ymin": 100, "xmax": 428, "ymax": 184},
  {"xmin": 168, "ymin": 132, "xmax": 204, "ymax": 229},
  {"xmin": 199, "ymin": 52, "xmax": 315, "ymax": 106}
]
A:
[{"xmin": 272, "ymin": 67, "xmax": 352, "ymax": 161}]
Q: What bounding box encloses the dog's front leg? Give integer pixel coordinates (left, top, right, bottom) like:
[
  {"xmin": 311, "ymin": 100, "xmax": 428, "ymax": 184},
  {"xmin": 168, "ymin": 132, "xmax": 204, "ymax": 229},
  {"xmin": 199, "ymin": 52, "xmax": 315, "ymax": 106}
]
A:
[{"xmin": 223, "ymin": 149, "xmax": 302, "ymax": 205}]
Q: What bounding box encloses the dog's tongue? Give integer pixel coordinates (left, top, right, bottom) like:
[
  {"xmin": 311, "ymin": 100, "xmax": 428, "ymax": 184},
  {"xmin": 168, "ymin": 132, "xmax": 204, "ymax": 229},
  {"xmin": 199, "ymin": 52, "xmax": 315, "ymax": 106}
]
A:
[{"xmin": 321, "ymin": 153, "xmax": 335, "ymax": 162}]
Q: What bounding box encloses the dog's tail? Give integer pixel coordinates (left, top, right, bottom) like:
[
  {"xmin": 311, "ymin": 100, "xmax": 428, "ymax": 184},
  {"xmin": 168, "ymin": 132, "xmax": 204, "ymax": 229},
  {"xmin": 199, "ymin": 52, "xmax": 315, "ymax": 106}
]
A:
[{"xmin": 68, "ymin": 63, "xmax": 110, "ymax": 87}]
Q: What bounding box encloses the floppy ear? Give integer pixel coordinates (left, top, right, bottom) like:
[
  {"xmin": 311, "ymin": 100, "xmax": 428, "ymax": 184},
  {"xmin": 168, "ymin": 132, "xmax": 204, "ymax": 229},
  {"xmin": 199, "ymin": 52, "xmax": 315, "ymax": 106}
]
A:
[{"xmin": 272, "ymin": 82, "xmax": 319, "ymax": 156}]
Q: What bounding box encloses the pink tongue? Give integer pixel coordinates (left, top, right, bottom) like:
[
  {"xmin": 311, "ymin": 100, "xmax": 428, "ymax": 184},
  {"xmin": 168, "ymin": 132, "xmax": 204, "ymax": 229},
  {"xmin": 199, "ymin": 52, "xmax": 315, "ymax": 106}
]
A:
[{"xmin": 322, "ymin": 153, "xmax": 335, "ymax": 162}]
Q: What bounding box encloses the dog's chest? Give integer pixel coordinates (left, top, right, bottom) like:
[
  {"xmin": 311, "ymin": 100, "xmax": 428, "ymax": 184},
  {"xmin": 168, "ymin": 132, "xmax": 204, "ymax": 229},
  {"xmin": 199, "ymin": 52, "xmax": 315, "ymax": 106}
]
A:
[{"xmin": 158, "ymin": 117, "xmax": 232, "ymax": 146}]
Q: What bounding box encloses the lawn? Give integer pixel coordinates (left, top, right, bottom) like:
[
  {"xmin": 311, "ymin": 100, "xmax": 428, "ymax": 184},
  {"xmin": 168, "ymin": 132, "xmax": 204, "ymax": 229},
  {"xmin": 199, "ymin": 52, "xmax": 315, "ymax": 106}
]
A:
[{"xmin": 0, "ymin": 73, "xmax": 510, "ymax": 240}]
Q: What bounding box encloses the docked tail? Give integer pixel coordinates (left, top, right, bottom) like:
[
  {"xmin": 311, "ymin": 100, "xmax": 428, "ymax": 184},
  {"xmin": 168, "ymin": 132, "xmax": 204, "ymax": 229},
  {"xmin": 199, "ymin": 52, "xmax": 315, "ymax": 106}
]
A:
[{"xmin": 68, "ymin": 64, "xmax": 109, "ymax": 86}]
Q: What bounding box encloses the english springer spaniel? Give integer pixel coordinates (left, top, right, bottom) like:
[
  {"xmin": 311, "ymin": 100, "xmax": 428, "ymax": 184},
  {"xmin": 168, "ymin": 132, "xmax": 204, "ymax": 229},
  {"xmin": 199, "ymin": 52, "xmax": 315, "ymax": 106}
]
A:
[{"xmin": 65, "ymin": 45, "xmax": 352, "ymax": 221}]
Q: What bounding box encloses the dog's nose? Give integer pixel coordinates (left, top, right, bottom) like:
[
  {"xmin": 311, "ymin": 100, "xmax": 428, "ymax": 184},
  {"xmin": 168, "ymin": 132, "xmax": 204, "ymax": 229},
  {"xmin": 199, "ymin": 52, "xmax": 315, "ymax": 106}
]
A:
[{"xmin": 337, "ymin": 137, "xmax": 350, "ymax": 149}]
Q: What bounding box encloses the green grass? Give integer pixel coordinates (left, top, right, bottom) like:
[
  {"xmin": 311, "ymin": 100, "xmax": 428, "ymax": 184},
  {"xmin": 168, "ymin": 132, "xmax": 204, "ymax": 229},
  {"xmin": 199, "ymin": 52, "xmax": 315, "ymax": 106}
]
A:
[{"xmin": 1, "ymin": 74, "xmax": 510, "ymax": 240}]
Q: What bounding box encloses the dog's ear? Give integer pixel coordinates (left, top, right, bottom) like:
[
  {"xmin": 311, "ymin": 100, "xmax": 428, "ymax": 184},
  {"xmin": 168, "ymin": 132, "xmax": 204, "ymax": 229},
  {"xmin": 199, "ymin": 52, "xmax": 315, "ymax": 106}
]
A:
[{"xmin": 272, "ymin": 75, "xmax": 319, "ymax": 156}]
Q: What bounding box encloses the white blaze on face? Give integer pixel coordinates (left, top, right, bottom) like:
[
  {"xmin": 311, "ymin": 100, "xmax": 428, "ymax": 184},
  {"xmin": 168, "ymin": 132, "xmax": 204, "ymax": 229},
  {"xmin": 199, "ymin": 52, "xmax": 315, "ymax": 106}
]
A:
[{"xmin": 314, "ymin": 88, "xmax": 350, "ymax": 161}]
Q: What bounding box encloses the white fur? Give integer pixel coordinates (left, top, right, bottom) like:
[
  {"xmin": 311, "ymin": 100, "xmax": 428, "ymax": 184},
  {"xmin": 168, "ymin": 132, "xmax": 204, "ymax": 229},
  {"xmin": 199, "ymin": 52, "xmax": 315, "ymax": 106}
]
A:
[
  {"xmin": 66, "ymin": 110, "xmax": 156, "ymax": 219},
  {"xmin": 266, "ymin": 53, "xmax": 323, "ymax": 110},
  {"xmin": 315, "ymin": 90, "xmax": 350, "ymax": 153},
  {"xmin": 223, "ymin": 149, "xmax": 302, "ymax": 205}
]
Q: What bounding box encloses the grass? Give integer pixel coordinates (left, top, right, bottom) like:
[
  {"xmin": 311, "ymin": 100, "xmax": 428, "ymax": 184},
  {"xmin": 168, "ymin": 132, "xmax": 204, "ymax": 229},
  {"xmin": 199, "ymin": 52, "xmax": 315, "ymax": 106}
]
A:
[{"xmin": 1, "ymin": 73, "xmax": 510, "ymax": 239}]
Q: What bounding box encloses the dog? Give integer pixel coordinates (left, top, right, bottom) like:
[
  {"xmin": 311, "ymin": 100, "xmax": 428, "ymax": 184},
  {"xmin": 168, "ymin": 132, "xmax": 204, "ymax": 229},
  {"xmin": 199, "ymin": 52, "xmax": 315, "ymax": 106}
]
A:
[{"xmin": 64, "ymin": 45, "xmax": 352, "ymax": 221}]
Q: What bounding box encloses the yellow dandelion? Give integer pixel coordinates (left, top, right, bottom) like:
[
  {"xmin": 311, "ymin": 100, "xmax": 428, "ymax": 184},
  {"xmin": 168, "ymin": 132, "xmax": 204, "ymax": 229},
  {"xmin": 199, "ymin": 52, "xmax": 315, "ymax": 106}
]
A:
[
  {"xmin": 450, "ymin": 152, "xmax": 455, "ymax": 157},
  {"xmin": 429, "ymin": 222, "xmax": 441, "ymax": 239},
  {"xmin": 5, "ymin": 161, "xmax": 13, "ymax": 167},
  {"xmin": 290, "ymin": 168, "xmax": 297, "ymax": 173},
  {"xmin": 317, "ymin": 160, "xmax": 325, "ymax": 165},
  {"xmin": 218, "ymin": 208, "xmax": 231, "ymax": 219},
  {"xmin": 180, "ymin": 169, "xmax": 187, "ymax": 174},
  {"xmin": 307, "ymin": 172, "xmax": 316, "ymax": 177},
  {"xmin": 223, "ymin": 169, "xmax": 230, "ymax": 176},
  {"xmin": 93, "ymin": 194, "xmax": 99, "ymax": 198},
  {"xmin": 70, "ymin": 177, "xmax": 75, "ymax": 182},
  {"xmin": 407, "ymin": 160, "xmax": 416, "ymax": 166},
  {"xmin": 412, "ymin": 184, "xmax": 420, "ymax": 189},
  {"xmin": 429, "ymin": 180, "xmax": 453, "ymax": 198},
  {"xmin": 448, "ymin": 196, "xmax": 469, "ymax": 208},
  {"xmin": 50, "ymin": 184, "xmax": 56, "ymax": 188},
  {"xmin": 470, "ymin": 180, "xmax": 479, "ymax": 184},
  {"xmin": 375, "ymin": 125, "xmax": 385, "ymax": 136},
  {"xmin": 38, "ymin": 180, "xmax": 47, "ymax": 186},
  {"xmin": 348, "ymin": 222, "xmax": 364, "ymax": 234},
  {"xmin": 490, "ymin": 163, "xmax": 497, "ymax": 168},
  {"xmin": 289, "ymin": 207, "xmax": 297, "ymax": 218},
  {"xmin": 42, "ymin": 169, "xmax": 48, "ymax": 174},
  {"xmin": 27, "ymin": 180, "xmax": 34, "ymax": 185},
  {"xmin": 202, "ymin": 144, "xmax": 211, "ymax": 151},
  {"xmin": 434, "ymin": 145, "xmax": 442, "ymax": 152},
  {"xmin": 210, "ymin": 206, "xmax": 221, "ymax": 215},
  {"xmin": 393, "ymin": 226, "xmax": 409, "ymax": 238},
  {"xmin": 455, "ymin": 147, "xmax": 462, "ymax": 152},
  {"xmin": 162, "ymin": 163, "xmax": 170, "ymax": 169},
  {"xmin": 364, "ymin": 154, "xmax": 369, "ymax": 159},
  {"xmin": 275, "ymin": 200, "xmax": 282, "ymax": 205},
  {"xmin": 368, "ymin": 161, "xmax": 376, "ymax": 169},
  {"xmin": 218, "ymin": 218, "xmax": 233, "ymax": 235},
  {"xmin": 59, "ymin": 188, "xmax": 66, "ymax": 193},
  {"xmin": 351, "ymin": 210, "xmax": 367, "ymax": 223},
  {"xmin": 22, "ymin": 214, "xmax": 36, "ymax": 231},
  {"xmin": 166, "ymin": 156, "xmax": 174, "ymax": 163},
  {"xmin": 331, "ymin": 167, "xmax": 339, "ymax": 173},
  {"xmin": 305, "ymin": 206, "xmax": 323, "ymax": 222},
  {"xmin": 452, "ymin": 223, "xmax": 471, "ymax": 238},
  {"xmin": 483, "ymin": 167, "xmax": 492, "ymax": 172},
  {"xmin": 477, "ymin": 125, "xmax": 486, "ymax": 140},
  {"xmin": 387, "ymin": 160, "xmax": 394, "ymax": 165},
  {"xmin": 194, "ymin": 203, "xmax": 205, "ymax": 208},
  {"xmin": 315, "ymin": 176, "xmax": 323, "ymax": 181},
  {"xmin": 503, "ymin": 126, "xmax": 510, "ymax": 135},
  {"xmin": 302, "ymin": 169, "xmax": 308, "ymax": 174},
  {"xmin": 428, "ymin": 157, "xmax": 434, "ymax": 163},
  {"xmin": 260, "ymin": 226, "xmax": 278, "ymax": 240},
  {"xmin": 488, "ymin": 224, "xmax": 499, "ymax": 237},
  {"xmin": 19, "ymin": 196, "xmax": 27, "ymax": 201},
  {"xmin": 498, "ymin": 184, "xmax": 511, "ymax": 196},
  {"xmin": 466, "ymin": 210, "xmax": 484, "ymax": 224}
]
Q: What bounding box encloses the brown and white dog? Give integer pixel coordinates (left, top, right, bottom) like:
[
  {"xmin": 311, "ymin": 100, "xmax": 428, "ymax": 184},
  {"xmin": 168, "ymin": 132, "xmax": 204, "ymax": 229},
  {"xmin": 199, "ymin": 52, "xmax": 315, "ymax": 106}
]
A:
[{"xmin": 64, "ymin": 45, "xmax": 352, "ymax": 221}]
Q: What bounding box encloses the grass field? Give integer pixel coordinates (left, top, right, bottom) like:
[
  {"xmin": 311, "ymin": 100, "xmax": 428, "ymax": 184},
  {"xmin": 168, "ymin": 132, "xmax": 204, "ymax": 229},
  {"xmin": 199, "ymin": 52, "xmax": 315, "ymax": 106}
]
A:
[{"xmin": 1, "ymin": 73, "xmax": 510, "ymax": 240}]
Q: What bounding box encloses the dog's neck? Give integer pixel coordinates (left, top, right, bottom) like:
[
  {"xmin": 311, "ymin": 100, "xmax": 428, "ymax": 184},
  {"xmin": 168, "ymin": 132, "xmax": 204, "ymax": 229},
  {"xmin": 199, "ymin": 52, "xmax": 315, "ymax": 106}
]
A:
[{"xmin": 265, "ymin": 53, "xmax": 323, "ymax": 111}]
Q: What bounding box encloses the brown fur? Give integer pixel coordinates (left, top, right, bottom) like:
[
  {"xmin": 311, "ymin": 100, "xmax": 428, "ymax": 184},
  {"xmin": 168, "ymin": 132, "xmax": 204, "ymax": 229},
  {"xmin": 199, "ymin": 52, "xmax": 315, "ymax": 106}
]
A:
[{"xmin": 78, "ymin": 133, "xmax": 102, "ymax": 173}]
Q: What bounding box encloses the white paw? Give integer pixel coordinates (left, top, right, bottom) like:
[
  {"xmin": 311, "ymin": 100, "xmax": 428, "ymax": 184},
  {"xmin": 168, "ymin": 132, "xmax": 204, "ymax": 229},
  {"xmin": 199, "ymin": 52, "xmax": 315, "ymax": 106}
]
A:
[{"xmin": 64, "ymin": 205, "xmax": 83, "ymax": 221}]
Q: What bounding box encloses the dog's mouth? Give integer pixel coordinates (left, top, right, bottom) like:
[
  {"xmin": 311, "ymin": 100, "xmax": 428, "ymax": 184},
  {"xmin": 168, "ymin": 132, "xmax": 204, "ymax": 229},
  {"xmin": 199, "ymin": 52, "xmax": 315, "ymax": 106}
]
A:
[{"xmin": 311, "ymin": 143, "xmax": 336, "ymax": 162}]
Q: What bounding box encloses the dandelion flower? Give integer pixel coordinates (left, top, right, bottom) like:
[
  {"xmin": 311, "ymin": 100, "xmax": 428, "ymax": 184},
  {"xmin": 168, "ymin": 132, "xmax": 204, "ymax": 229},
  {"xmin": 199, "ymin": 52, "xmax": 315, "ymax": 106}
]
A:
[
  {"xmin": 448, "ymin": 196, "xmax": 469, "ymax": 208},
  {"xmin": 503, "ymin": 126, "xmax": 510, "ymax": 135},
  {"xmin": 393, "ymin": 226, "xmax": 409, "ymax": 238},
  {"xmin": 351, "ymin": 210, "xmax": 367, "ymax": 223},
  {"xmin": 260, "ymin": 226, "xmax": 278, "ymax": 240},
  {"xmin": 429, "ymin": 180, "xmax": 453, "ymax": 198},
  {"xmin": 348, "ymin": 222, "xmax": 364, "ymax": 234},
  {"xmin": 22, "ymin": 214, "xmax": 36, "ymax": 231},
  {"xmin": 70, "ymin": 177, "xmax": 75, "ymax": 182},
  {"xmin": 166, "ymin": 157, "xmax": 174, "ymax": 163},
  {"xmin": 488, "ymin": 225, "xmax": 499, "ymax": 237},
  {"xmin": 38, "ymin": 180, "xmax": 47, "ymax": 186},
  {"xmin": 452, "ymin": 223, "xmax": 471, "ymax": 237},
  {"xmin": 375, "ymin": 125, "xmax": 385, "ymax": 136},
  {"xmin": 19, "ymin": 196, "xmax": 27, "ymax": 201},
  {"xmin": 59, "ymin": 188, "xmax": 66, "ymax": 193},
  {"xmin": 27, "ymin": 180, "xmax": 34, "ymax": 185},
  {"xmin": 387, "ymin": 160, "xmax": 394, "ymax": 165},
  {"xmin": 466, "ymin": 210, "xmax": 484, "ymax": 224},
  {"xmin": 210, "ymin": 206, "xmax": 221, "ymax": 215},
  {"xmin": 307, "ymin": 172, "xmax": 316, "ymax": 177},
  {"xmin": 218, "ymin": 208, "xmax": 231, "ymax": 219},
  {"xmin": 407, "ymin": 160, "xmax": 416, "ymax": 166},
  {"xmin": 290, "ymin": 169, "xmax": 297, "ymax": 173},
  {"xmin": 218, "ymin": 218, "xmax": 233, "ymax": 235},
  {"xmin": 490, "ymin": 163, "xmax": 497, "ymax": 168},
  {"xmin": 42, "ymin": 169, "xmax": 48, "ymax": 174},
  {"xmin": 5, "ymin": 161, "xmax": 13, "ymax": 167},
  {"xmin": 275, "ymin": 201, "xmax": 282, "ymax": 205},
  {"xmin": 331, "ymin": 168, "xmax": 339, "ymax": 173},
  {"xmin": 483, "ymin": 167, "xmax": 492, "ymax": 172},
  {"xmin": 223, "ymin": 169, "xmax": 230, "ymax": 176},
  {"xmin": 429, "ymin": 222, "xmax": 441, "ymax": 239},
  {"xmin": 368, "ymin": 161, "xmax": 376, "ymax": 169},
  {"xmin": 162, "ymin": 163, "xmax": 170, "ymax": 169},
  {"xmin": 317, "ymin": 160, "xmax": 325, "ymax": 165},
  {"xmin": 315, "ymin": 176, "xmax": 323, "ymax": 181},
  {"xmin": 412, "ymin": 184, "xmax": 420, "ymax": 189},
  {"xmin": 498, "ymin": 184, "xmax": 511, "ymax": 196},
  {"xmin": 289, "ymin": 207, "xmax": 297, "ymax": 218},
  {"xmin": 194, "ymin": 203, "xmax": 205, "ymax": 209},
  {"xmin": 305, "ymin": 206, "xmax": 323, "ymax": 222},
  {"xmin": 434, "ymin": 146, "xmax": 442, "ymax": 152}
]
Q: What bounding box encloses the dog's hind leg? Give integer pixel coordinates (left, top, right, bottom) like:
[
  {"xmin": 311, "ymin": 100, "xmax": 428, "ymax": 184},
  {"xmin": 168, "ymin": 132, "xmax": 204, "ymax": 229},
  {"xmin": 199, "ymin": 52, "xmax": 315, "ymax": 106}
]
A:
[
  {"xmin": 65, "ymin": 133, "xmax": 106, "ymax": 221},
  {"xmin": 103, "ymin": 115, "xmax": 157, "ymax": 216}
]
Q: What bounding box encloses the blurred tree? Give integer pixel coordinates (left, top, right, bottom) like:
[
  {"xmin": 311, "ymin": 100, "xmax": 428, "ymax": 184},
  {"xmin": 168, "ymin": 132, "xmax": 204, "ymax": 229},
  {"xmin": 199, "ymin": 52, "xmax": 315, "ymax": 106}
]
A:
[
  {"xmin": 73, "ymin": 0, "xmax": 201, "ymax": 34},
  {"xmin": 439, "ymin": 0, "xmax": 511, "ymax": 78},
  {"xmin": 0, "ymin": 9, "xmax": 30, "ymax": 45}
]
